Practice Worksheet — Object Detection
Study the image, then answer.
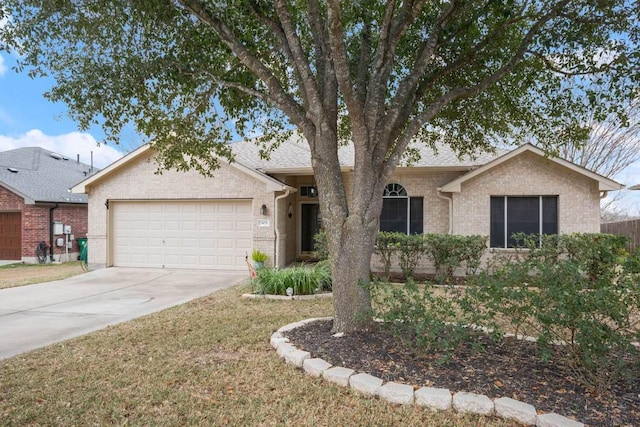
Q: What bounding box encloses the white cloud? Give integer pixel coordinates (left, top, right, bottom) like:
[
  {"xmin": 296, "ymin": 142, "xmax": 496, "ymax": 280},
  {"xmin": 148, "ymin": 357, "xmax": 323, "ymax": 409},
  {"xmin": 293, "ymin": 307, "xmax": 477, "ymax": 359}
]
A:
[
  {"xmin": 0, "ymin": 129, "xmax": 125, "ymax": 168},
  {"xmin": 0, "ymin": 55, "xmax": 7, "ymax": 77}
]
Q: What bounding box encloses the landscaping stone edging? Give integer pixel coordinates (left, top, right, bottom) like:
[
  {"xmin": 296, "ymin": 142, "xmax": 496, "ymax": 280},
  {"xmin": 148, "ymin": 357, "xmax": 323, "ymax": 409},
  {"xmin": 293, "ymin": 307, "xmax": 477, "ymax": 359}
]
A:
[
  {"xmin": 241, "ymin": 292, "xmax": 333, "ymax": 300},
  {"xmin": 272, "ymin": 318, "xmax": 585, "ymax": 427}
]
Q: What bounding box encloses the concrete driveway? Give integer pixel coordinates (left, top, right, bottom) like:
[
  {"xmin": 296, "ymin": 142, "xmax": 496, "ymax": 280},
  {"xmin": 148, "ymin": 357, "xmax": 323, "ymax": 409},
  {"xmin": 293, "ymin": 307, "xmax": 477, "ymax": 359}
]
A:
[{"xmin": 0, "ymin": 267, "xmax": 245, "ymax": 360}]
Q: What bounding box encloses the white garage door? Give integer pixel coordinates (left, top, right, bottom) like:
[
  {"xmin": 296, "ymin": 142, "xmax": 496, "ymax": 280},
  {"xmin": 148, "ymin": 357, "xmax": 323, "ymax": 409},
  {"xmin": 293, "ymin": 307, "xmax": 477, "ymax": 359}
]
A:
[{"xmin": 112, "ymin": 200, "xmax": 252, "ymax": 270}]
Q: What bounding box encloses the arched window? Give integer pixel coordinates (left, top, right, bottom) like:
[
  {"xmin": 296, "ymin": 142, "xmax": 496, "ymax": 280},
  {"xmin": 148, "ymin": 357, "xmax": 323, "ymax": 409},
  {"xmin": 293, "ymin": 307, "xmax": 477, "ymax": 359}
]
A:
[{"xmin": 380, "ymin": 183, "xmax": 423, "ymax": 234}]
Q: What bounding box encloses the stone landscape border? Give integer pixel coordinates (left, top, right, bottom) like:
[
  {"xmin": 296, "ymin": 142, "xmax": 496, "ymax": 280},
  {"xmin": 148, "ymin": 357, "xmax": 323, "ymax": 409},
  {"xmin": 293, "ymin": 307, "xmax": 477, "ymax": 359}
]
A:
[
  {"xmin": 241, "ymin": 292, "xmax": 333, "ymax": 300},
  {"xmin": 271, "ymin": 318, "xmax": 585, "ymax": 427}
]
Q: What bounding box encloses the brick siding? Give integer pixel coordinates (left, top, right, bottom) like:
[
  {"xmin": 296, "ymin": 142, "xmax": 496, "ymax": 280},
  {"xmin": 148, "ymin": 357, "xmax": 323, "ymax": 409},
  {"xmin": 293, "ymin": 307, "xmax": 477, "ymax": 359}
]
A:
[
  {"xmin": 0, "ymin": 184, "xmax": 88, "ymax": 262},
  {"xmin": 86, "ymin": 151, "xmax": 276, "ymax": 269}
]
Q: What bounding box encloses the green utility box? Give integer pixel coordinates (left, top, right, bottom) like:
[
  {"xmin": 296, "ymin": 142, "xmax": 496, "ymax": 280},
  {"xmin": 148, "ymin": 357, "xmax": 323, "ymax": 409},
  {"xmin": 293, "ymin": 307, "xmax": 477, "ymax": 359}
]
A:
[{"xmin": 77, "ymin": 238, "xmax": 88, "ymax": 262}]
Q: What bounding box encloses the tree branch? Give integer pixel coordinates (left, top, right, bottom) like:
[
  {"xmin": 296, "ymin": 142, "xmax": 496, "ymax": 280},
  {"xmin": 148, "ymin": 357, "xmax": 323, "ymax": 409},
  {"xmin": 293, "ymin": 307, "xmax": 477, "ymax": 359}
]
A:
[
  {"xmin": 273, "ymin": 0, "xmax": 323, "ymax": 119},
  {"xmin": 365, "ymin": 0, "xmax": 427, "ymax": 133},
  {"xmin": 326, "ymin": 0, "xmax": 366, "ymax": 141},
  {"xmin": 382, "ymin": 0, "xmax": 571, "ymax": 177},
  {"xmin": 175, "ymin": 0, "xmax": 311, "ymax": 133}
]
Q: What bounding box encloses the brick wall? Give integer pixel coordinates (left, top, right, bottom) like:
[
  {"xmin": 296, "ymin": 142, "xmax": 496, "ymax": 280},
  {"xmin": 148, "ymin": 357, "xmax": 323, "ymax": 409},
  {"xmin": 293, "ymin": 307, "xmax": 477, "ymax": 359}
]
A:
[
  {"xmin": 1, "ymin": 185, "xmax": 88, "ymax": 262},
  {"xmin": 21, "ymin": 205, "xmax": 88, "ymax": 262},
  {"xmin": 86, "ymin": 151, "xmax": 276, "ymax": 269},
  {"xmin": 451, "ymin": 151, "xmax": 600, "ymax": 236}
]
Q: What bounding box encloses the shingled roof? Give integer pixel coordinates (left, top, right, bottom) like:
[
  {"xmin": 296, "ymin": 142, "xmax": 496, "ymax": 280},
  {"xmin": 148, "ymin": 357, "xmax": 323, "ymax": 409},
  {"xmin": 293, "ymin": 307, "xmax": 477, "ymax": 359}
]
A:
[
  {"xmin": 231, "ymin": 133, "xmax": 506, "ymax": 172},
  {"xmin": 0, "ymin": 147, "xmax": 98, "ymax": 204}
]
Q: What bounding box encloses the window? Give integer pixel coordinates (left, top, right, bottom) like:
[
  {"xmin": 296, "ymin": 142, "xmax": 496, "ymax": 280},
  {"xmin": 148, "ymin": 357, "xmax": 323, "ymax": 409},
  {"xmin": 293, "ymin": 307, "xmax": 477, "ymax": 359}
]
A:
[
  {"xmin": 300, "ymin": 185, "xmax": 318, "ymax": 197},
  {"xmin": 380, "ymin": 183, "xmax": 423, "ymax": 234},
  {"xmin": 490, "ymin": 196, "xmax": 558, "ymax": 248}
]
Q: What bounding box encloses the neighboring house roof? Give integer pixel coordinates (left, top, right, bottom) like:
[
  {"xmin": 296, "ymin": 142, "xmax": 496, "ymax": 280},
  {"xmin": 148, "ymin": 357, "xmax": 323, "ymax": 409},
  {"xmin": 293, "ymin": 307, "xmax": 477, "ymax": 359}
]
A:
[
  {"xmin": 439, "ymin": 144, "xmax": 624, "ymax": 193},
  {"xmin": 71, "ymin": 144, "xmax": 296, "ymax": 194},
  {"xmin": 232, "ymin": 133, "xmax": 507, "ymax": 173},
  {"xmin": 629, "ymin": 184, "xmax": 640, "ymax": 190},
  {"xmin": 0, "ymin": 147, "xmax": 97, "ymax": 204}
]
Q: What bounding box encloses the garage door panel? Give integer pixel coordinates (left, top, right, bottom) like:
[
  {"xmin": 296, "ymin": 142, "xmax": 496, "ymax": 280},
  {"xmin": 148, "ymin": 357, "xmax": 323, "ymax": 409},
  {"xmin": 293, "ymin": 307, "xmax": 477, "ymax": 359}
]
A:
[{"xmin": 112, "ymin": 201, "xmax": 252, "ymax": 270}]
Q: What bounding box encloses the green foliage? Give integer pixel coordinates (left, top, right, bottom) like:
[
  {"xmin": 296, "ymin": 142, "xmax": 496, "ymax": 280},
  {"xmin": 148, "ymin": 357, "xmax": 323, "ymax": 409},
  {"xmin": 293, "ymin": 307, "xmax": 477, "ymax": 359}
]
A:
[
  {"xmin": 374, "ymin": 233, "xmax": 487, "ymax": 281},
  {"xmin": 312, "ymin": 231, "xmax": 329, "ymax": 261},
  {"xmin": 423, "ymin": 234, "xmax": 488, "ymax": 280},
  {"xmin": 366, "ymin": 279, "xmax": 492, "ymax": 358},
  {"xmin": 369, "ymin": 232, "xmax": 639, "ymax": 393},
  {"xmin": 3, "ymin": 1, "xmax": 638, "ymax": 333},
  {"xmin": 395, "ymin": 234, "xmax": 427, "ymax": 281},
  {"xmin": 562, "ymin": 233, "xmax": 629, "ymax": 284},
  {"xmin": 255, "ymin": 261, "xmax": 332, "ymax": 296},
  {"xmin": 1, "ymin": 2, "xmax": 637, "ymax": 169},
  {"xmin": 251, "ymin": 249, "xmax": 268, "ymax": 264},
  {"xmin": 375, "ymin": 232, "xmax": 402, "ymax": 279},
  {"xmin": 467, "ymin": 233, "xmax": 640, "ymax": 393}
]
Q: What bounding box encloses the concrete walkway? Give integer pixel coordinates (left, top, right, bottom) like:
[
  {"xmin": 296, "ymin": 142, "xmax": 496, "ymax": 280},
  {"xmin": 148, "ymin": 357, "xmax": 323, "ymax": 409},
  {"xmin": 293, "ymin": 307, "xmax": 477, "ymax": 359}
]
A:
[{"xmin": 0, "ymin": 267, "xmax": 245, "ymax": 360}]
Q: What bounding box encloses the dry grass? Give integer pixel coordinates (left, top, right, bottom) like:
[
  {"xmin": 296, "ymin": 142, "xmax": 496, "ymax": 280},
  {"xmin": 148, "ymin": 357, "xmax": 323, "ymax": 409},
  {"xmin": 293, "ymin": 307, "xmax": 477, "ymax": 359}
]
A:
[
  {"xmin": 0, "ymin": 283, "xmax": 510, "ymax": 426},
  {"xmin": 0, "ymin": 261, "xmax": 86, "ymax": 290}
]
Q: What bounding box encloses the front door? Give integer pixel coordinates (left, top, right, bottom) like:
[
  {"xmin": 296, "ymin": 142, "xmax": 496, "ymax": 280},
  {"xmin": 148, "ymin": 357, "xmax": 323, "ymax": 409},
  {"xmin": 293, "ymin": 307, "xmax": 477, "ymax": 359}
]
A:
[{"xmin": 300, "ymin": 203, "xmax": 321, "ymax": 253}]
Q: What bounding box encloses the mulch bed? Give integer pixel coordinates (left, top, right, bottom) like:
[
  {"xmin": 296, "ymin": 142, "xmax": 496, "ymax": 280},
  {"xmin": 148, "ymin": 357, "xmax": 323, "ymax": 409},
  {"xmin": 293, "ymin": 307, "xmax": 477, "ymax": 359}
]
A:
[{"xmin": 284, "ymin": 319, "xmax": 639, "ymax": 426}]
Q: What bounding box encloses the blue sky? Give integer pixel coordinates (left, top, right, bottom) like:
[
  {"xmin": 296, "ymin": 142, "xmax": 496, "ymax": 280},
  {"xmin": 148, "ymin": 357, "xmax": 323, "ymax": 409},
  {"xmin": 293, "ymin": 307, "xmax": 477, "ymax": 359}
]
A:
[
  {"xmin": 1, "ymin": 47, "xmax": 639, "ymax": 216},
  {"xmin": 0, "ymin": 51, "xmax": 127, "ymax": 168}
]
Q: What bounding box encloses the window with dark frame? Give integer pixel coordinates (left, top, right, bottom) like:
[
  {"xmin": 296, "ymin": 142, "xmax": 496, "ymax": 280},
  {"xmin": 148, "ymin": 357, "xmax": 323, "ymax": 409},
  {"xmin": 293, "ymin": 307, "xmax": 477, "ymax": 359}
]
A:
[
  {"xmin": 379, "ymin": 183, "xmax": 423, "ymax": 234},
  {"xmin": 490, "ymin": 196, "xmax": 558, "ymax": 248}
]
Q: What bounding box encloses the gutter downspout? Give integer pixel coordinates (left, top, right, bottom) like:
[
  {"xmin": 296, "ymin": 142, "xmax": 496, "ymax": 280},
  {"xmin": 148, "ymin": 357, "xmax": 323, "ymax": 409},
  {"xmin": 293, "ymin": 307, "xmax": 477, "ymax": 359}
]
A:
[
  {"xmin": 49, "ymin": 203, "xmax": 59, "ymax": 261},
  {"xmin": 274, "ymin": 188, "xmax": 290, "ymax": 267},
  {"xmin": 436, "ymin": 189, "xmax": 453, "ymax": 234},
  {"xmin": 600, "ymin": 191, "xmax": 608, "ymax": 199}
]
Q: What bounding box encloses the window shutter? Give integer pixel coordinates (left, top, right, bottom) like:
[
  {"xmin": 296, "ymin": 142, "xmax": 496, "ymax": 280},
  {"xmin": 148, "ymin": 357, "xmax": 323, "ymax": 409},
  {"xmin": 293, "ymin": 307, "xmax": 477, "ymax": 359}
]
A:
[
  {"xmin": 409, "ymin": 197, "xmax": 423, "ymax": 234},
  {"xmin": 490, "ymin": 197, "xmax": 505, "ymax": 248}
]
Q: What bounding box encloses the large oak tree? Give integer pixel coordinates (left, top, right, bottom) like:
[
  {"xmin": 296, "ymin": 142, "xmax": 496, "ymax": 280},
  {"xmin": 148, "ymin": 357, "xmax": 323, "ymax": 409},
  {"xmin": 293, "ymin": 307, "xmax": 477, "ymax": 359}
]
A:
[{"xmin": 2, "ymin": 1, "xmax": 638, "ymax": 332}]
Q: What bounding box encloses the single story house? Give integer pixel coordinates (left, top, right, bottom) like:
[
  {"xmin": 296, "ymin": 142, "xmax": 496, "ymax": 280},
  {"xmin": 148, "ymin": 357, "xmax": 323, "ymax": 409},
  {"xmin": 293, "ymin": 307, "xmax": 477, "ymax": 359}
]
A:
[
  {"xmin": 0, "ymin": 147, "xmax": 95, "ymax": 263},
  {"xmin": 71, "ymin": 136, "xmax": 623, "ymax": 271}
]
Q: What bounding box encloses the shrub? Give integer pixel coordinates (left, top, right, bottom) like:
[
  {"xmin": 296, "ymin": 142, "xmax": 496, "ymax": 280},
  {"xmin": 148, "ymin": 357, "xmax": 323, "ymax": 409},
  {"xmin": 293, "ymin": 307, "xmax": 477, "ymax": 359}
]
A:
[
  {"xmin": 375, "ymin": 232, "xmax": 403, "ymax": 278},
  {"xmin": 366, "ymin": 279, "xmax": 492, "ymax": 357},
  {"xmin": 256, "ymin": 261, "xmax": 332, "ymax": 295},
  {"xmin": 561, "ymin": 233, "xmax": 629, "ymax": 285},
  {"xmin": 466, "ymin": 233, "xmax": 640, "ymax": 393},
  {"xmin": 313, "ymin": 231, "xmax": 329, "ymax": 261},
  {"xmin": 422, "ymin": 234, "xmax": 488, "ymax": 281},
  {"xmin": 251, "ymin": 249, "xmax": 268, "ymax": 263},
  {"xmin": 396, "ymin": 234, "xmax": 426, "ymax": 280}
]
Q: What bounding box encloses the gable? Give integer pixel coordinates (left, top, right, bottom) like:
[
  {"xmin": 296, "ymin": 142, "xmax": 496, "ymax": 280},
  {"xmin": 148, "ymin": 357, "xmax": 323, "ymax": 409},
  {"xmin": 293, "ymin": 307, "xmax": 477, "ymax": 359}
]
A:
[
  {"xmin": 440, "ymin": 144, "xmax": 623, "ymax": 193},
  {"xmin": 72, "ymin": 144, "xmax": 293, "ymax": 195}
]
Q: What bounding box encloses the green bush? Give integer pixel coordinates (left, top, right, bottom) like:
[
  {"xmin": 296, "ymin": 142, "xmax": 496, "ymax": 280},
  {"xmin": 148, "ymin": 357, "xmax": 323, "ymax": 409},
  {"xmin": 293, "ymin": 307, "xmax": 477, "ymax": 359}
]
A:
[
  {"xmin": 374, "ymin": 233, "xmax": 488, "ymax": 280},
  {"xmin": 466, "ymin": 233, "xmax": 640, "ymax": 393},
  {"xmin": 375, "ymin": 232, "xmax": 403, "ymax": 278},
  {"xmin": 256, "ymin": 261, "xmax": 332, "ymax": 296},
  {"xmin": 561, "ymin": 233, "xmax": 628, "ymax": 285},
  {"xmin": 366, "ymin": 279, "xmax": 493, "ymax": 358},
  {"xmin": 251, "ymin": 249, "xmax": 268, "ymax": 263},
  {"xmin": 396, "ymin": 234, "xmax": 426, "ymax": 280},
  {"xmin": 313, "ymin": 231, "xmax": 329, "ymax": 261},
  {"xmin": 423, "ymin": 234, "xmax": 487, "ymax": 280}
]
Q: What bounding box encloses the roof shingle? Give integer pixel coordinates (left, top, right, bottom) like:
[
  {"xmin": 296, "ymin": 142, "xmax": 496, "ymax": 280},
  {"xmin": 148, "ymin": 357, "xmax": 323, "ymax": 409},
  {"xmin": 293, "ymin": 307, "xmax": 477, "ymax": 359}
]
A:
[
  {"xmin": 0, "ymin": 147, "xmax": 99, "ymax": 204},
  {"xmin": 231, "ymin": 133, "xmax": 506, "ymax": 171}
]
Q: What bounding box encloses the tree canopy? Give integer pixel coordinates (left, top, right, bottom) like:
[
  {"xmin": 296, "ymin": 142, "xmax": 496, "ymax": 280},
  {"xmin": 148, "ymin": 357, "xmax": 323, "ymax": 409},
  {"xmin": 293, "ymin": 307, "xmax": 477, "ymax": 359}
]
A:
[
  {"xmin": 2, "ymin": 1, "xmax": 639, "ymax": 331},
  {"xmin": 2, "ymin": 1, "xmax": 638, "ymax": 168}
]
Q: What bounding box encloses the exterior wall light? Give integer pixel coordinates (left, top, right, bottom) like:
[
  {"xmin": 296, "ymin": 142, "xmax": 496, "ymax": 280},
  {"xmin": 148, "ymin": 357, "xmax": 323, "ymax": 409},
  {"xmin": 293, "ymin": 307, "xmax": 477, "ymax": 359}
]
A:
[
  {"xmin": 261, "ymin": 204, "xmax": 267, "ymax": 216},
  {"xmin": 287, "ymin": 202, "xmax": 293, "ymax": 218}
]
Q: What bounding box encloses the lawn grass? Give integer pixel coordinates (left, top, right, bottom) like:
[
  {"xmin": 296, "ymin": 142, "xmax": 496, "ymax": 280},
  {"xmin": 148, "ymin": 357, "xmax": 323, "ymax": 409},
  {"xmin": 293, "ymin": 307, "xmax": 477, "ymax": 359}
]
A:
[
  {"xmin": 0, "ymin": 283, "xmax": 508, "ymax": 426},
  {"xmin": 0, "ymin": 261, "xmax": 86, "ymax": 290}
]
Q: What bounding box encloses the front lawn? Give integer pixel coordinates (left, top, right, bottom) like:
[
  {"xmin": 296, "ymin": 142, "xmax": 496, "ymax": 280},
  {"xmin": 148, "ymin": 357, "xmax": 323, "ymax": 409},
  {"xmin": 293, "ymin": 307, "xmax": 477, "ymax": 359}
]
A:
[
  {"xmin": 0, "ymin": 284, "xmax": 508, "ymax": 426},
  {"xmin": 0, "ymin": 261, "xmax": 86, "ymax": 290}
]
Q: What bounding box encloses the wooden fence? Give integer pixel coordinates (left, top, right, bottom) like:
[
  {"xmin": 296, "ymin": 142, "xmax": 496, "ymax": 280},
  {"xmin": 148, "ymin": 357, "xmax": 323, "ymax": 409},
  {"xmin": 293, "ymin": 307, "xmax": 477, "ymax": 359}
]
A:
[{"xmin": 601, "ymin": 219, "xmax": 640, "ymax": 253}]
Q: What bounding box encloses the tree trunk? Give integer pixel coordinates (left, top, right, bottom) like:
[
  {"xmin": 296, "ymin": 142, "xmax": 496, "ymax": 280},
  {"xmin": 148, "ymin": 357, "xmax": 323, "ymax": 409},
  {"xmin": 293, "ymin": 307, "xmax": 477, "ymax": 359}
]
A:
[
  {"xmin": 307, "ymin": 124, "xmax": 384, "ymax": 334},
  {"xmin": 328, "ymin": 215, "xmax": 377, "ymax": 333}
]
